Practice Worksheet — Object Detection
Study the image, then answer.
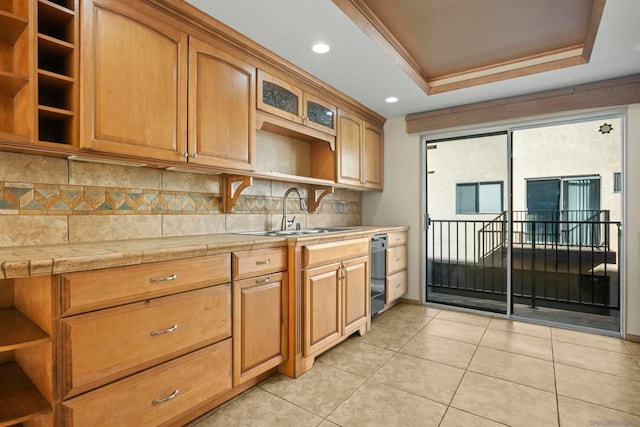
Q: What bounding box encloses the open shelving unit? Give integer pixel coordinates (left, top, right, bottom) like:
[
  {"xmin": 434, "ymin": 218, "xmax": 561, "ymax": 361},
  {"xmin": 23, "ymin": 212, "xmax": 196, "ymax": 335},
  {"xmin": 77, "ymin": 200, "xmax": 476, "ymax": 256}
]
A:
[
  {"xmin": 0, "ymin": 277, "xmax": 53, "ymax": 426},
  {"xmin": 36, "ymin": 0, "xmax": 77, "ymax": 146},
  {"xmin": 0, "ymin": 2, "xmax": 31, "ymax": 143}
]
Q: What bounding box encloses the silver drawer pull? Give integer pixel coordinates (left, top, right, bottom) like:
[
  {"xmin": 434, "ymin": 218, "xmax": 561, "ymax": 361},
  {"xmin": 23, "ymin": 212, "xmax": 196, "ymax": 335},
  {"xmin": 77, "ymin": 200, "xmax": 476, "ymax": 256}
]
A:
[
  {"xmin": 151, "ymin": 324, "xmax": 178, "ymax": 336},
  {"xmin": 256, "ymin": 259, "xmax": 272, "ymax": 265},
  {"xmin": 396, "ymin": 283, "xmax": 402, "ymax": 288},
  {"xmin": 395, "ymin": 258, "xmax": 401, "ymax": 262},
  {"xmin": 256, "ymin": 276, "xmax": 271, "ymax": 284},
  {"xmin": 149, "ymin": 274, "xmax": 177, "ymax": 283},
  {"xmin": 152, "ymin": 389, "xmax": 179, "ymax": 405}
]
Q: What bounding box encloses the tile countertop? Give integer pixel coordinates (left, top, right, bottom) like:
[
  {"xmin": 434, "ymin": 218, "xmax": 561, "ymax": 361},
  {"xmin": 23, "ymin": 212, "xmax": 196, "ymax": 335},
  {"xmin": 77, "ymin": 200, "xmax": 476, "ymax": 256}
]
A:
[{"xmin": 0, "ymin": 226, "xmax": 408, "ymax": 279}]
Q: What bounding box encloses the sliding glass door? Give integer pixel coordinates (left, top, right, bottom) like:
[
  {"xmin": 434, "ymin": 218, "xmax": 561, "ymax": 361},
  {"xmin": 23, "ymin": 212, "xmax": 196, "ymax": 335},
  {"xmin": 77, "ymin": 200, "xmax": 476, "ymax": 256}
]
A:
[
  {"xmin": 425, "ymin": 132, "xmax": 509, "ymax": 314},
  {"xmin": 425, "ymin": 115, "xmax": 622, "ymax": 333}
]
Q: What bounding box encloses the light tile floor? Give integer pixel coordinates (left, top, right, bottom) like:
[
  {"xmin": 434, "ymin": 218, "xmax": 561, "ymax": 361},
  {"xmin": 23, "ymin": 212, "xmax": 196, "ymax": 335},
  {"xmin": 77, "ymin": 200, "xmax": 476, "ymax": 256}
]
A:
[{"xmin": 191, "ymin": 303, "xmax": 640, "ymax": 427}]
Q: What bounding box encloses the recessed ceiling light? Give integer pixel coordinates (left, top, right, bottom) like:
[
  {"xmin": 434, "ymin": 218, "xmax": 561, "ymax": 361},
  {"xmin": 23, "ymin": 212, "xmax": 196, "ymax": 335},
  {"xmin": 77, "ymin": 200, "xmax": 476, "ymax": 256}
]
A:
[
  {"xmin": 385, "ymin": 96, "xmax": 399, "ymax": 103},
  {"xmin": 310, "ymin": 41, "xmax": 332, "ymax": 54}
]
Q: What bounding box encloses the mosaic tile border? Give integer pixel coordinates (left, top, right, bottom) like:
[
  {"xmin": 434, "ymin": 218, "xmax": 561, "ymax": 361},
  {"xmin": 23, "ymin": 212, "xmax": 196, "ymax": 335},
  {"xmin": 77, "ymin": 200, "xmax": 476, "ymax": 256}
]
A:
[{"xmin": 0, "ymin": 182, "xmax": 360, "ymax": 216}]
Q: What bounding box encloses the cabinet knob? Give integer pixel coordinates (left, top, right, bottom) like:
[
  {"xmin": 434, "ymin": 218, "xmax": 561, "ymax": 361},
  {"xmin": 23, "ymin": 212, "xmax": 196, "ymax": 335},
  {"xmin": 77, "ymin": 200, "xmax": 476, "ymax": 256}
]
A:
[
  {"xmin": 256, "ymin": 259, "xmax": 272, "ymax": 265},
  {"xmin": 190, "ymin": 153, "xmax": 198, "ymax": 159},
  {"xmin": 181, "ymin": 152, "xmax": 188, "ymax": 158}
]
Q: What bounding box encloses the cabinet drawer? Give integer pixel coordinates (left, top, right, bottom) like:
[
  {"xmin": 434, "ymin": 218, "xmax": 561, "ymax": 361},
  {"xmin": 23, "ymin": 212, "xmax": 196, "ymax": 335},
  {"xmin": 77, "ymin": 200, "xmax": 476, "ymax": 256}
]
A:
[
  {"xmin": 303, "ymin": 238, "xmax": 369, "ymax": 269},
  {"xmin": 387, "ymin": 231, "xmax": 407, "ymax": 247},
  {"xmin": 60, "ymin": 285, "xmax": 231, "ymax": 398},
  {"xmin": 386, "ymin": 270, "xmax": 407, "ymax": 304},
  {"xmin": 232, "ymin": 247, "xmax": 287, "ymax": 280},
  {"xmin": 60, "ymin": 254, "xmax": 230, "ymax": 316},
  {"xmin": 62, "ymin": 340, "xmax": 232, "ymax": 427},
  {"xmin": 386, "ymin": 245, "xmax": 407, "ymax": 275}
]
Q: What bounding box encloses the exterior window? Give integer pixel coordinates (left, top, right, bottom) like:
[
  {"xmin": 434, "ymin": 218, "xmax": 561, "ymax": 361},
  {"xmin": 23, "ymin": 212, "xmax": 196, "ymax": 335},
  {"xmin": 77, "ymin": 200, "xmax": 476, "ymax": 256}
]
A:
[
  {"xmin": 456, "ymin": 182, "xmax": 503, "ymax": 214},
  {"xmin": 613, "ymin": 172, "xmax": 622, "ymax": 192}
]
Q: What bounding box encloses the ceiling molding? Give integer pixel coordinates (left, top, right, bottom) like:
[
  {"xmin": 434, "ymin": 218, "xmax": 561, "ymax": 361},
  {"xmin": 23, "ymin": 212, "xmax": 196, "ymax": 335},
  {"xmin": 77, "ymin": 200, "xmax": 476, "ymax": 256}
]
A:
[
  {"xmin": 334, "ymin": 0, "xmax": 607, "ymax": 95},
  {"xmin": 405, "ymin": 73, "xmax": 640, "ymax": 133}
]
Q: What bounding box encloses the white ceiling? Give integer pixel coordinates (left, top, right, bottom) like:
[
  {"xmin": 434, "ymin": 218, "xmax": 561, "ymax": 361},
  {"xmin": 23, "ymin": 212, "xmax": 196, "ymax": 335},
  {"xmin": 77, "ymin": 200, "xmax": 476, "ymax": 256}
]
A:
[{"xmin": 186, "ymin": 0, "xmax": 640, "ymax": 119}]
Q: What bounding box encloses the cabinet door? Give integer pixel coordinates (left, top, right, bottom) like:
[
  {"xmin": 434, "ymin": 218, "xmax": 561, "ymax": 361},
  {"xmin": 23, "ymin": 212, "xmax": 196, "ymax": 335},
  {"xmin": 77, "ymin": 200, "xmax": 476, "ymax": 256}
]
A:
[
  {"xmin": 336, "ymin": 110, "xmax": 363, "ymax": 186},
  {"xmin": 303, "ymin": 93, "xmax": 336, "ymax": 136},
  {"xmin": 342, "ymin": 256, "xmax": 369, "ymax": 336},
  {"xmin": 363, "ymin": 121, "xmax": 383, "ymax": 190},
  {"xmin": 303, "ymin": 263, "xmax": 342, "ymax": 356},
  {"xmin": 80, "ymin": 0, "xmax": 187, "ymax": 161},
  {"xmin": 188, "ymin": 37, "xmax": 255, "ymax": 170},
  {"xmin": 257, "ymin": 70, "xmax": 303, "ymax": 124},
  {"xmin": 233, "ymin": 272, "xmax": 287, "ymax": 386}
]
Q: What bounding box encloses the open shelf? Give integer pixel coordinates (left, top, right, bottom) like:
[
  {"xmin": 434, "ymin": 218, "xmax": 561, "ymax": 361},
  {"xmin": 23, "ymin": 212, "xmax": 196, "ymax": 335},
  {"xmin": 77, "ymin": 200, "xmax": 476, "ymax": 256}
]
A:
[
  {"xmin": 0, "ymin": 362, "xmax": 51, "ymax": 426},
  {"xmin": 0, "ymin": 308, "xmax": 50, "ymax": 352},
  {"xmin": 41, "ymin": 0, "xmax": 75, "ymax": 10},
  {"xmin": 38, "ymin": 68, "xmax": 73, "ymax": 88},
  {"xmin": 38, "ymin": 0, "xmax": 74, "ymax": 43},
  {"xmin": 0, "ymin": 71, "xmax": 28, "ymax": 96},
  {"xmin": 38, "ymin": 33, "xmax": 73, "ymax": 56},
  {"xmin": 0, "ymin": 10, "xmax": 28, "ymax": 45}
]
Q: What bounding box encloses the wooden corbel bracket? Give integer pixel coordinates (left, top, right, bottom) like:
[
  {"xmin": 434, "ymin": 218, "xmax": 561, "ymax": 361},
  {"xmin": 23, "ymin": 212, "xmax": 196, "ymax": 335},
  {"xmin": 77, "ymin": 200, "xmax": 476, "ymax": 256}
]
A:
[
  {"xmin": 308, "ymin": 185, "xmax": 334, "ymax": 213},
  {"xmin": 222, "ymin": 175, "xmax": 253, "ymax": 213}
]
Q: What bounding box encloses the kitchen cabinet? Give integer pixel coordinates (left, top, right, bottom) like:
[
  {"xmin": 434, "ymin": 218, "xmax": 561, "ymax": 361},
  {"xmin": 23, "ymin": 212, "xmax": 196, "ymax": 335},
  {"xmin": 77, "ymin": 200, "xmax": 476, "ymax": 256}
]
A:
[
  {"xmin": 302, "ymin": 239, "xmax": 369, "ymax": 358},
  {"xmin": 337, "ymin": 110, "xmax": 384, "ymax": 190},
  {"xmin": 59, "ymin": 254, "xmax": 233, "ymax": 424},
  {"xmin": 188, "ymin": 36, "xmax": 255, "ymax": 170},
  {"xmin": 232, "ymin": 248, "xmax": 287, "ymax": 386},
  {"xmin": 385, "ymin": 231, "xmax": 408, "ymax": 304},
  {"xmin": 0, "ymin": 0, "xmax": 31, "ymax": 144},
  {"xmin": 257, "ymin": 70, "xmax": 337, "ymax": 137},
  {"xmin": 79, "ymin": 0, "xmax": 188, "ymax": 161}
]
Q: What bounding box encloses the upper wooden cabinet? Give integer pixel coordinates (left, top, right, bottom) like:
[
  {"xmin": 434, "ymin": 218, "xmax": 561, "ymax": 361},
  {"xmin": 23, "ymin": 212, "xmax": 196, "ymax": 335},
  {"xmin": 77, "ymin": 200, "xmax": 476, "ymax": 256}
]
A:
[
  {"xmin": 257, "ymin": 70, "xmax": 337, "ymax": 137},
  {"xmin": 79, "ymin": 0, "xmax": 188, "ymax": 161},
  {"xmin": 336, "ymin": 110, "xmax": 383, "ymax": 190},
  {"xmin": 188, "ymin": 37, "xmax": 255, "ymax": 170}
]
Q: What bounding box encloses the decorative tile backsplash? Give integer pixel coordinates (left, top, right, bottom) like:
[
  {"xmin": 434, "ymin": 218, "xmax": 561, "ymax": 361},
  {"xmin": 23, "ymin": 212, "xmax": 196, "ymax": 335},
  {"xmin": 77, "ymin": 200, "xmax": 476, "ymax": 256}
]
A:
[{"xmin": 0, "ymin": 152, "xmax": 362, "ymax": 246}]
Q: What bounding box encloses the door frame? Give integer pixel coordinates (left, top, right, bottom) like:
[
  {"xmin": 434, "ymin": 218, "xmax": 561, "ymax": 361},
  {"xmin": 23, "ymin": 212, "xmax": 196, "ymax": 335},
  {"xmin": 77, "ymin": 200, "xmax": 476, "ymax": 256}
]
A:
[{"xmin": 420, "ymin": 109, "xmax": 626, "ymax": 336}]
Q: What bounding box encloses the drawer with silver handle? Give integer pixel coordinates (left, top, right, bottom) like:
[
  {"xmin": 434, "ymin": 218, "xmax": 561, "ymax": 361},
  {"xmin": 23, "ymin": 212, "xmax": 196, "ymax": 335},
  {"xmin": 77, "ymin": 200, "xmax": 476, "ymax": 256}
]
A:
[
  {"xmin": 59, "ymin": 284, "xmax": 231, "ymax": 399},
  {"xmin": 232, "ymin": 247, "xmax": 287, "ymax": 280}
]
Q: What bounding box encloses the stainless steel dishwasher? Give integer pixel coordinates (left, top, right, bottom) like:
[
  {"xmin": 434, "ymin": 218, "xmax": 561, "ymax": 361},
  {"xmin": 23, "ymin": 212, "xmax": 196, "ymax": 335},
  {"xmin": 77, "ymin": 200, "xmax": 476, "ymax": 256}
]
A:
[{"xmin": 370, "ymin": 234, "xmax": 386, "ymax": 317}]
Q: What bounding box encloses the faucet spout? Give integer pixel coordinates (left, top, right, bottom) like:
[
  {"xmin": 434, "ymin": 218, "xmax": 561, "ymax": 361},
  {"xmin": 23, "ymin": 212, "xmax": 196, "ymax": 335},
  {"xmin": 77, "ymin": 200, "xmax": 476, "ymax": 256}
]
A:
[{"xmin": 281, "ymin": 187, "xmax": 305, "ymax": 231}]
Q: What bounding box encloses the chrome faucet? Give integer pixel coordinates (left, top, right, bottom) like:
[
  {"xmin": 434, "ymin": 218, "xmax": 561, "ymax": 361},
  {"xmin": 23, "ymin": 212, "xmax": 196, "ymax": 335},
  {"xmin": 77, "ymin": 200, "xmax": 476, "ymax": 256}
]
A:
[{"xmin": 281, "ymin": 187, "xmax": 306, "ymax": 231}]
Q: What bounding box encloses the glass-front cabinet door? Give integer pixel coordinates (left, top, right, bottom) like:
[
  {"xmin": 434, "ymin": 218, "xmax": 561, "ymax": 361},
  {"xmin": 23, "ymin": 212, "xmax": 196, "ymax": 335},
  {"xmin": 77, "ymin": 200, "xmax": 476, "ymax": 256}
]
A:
[
  {"xmin": 257, "ymin": 70, "xmax": 303, "ymax": 124},
  {"xmin": 303, "ymin": 93, "xmax": 337, "ymax": 136}
]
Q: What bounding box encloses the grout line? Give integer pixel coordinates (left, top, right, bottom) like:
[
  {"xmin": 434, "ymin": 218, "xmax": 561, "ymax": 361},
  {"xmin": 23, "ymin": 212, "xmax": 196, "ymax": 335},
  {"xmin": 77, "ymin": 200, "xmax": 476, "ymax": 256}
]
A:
[
  {"xmin": 553, "ymin": 361, "xmax": 640, "ymax": 383},
  {"xmin": 551, "ymin": 334, "xmax": 561, "ymax": 426}
]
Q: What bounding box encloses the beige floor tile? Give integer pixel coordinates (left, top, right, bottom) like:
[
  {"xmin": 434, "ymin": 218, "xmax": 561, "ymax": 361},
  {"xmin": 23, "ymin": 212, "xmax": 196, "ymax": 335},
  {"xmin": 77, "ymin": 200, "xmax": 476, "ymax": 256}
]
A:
[
  {"xmin": 439, "ymin": 408, "xmax": 505, "ymax": 427},
  {"xmin": 488, "ymin": 317, "xmax": 551, "ymax": 339},
  {"xmin": 315, "ymin": 339, "xmax": 395, "ymax": 378},
  {"xmin": 468, "ymin": 347, "xmax": 555, "ymax": 392},
  {"xmin": 318, "ymin": 421, "xmax": 340, "ymax": 427},
  {"xmin": 558, "ymin": 395, "xmax": 640, "ymax": 427},
  {"xmin": 399, "ymin": 333, "xmax": 477, "ymax": 369},
  {"xmin": 625, "ymin": 340, "xmax": 640, "ymax": 356},
  {"xmin": 352, "ymin": 323, "xmax": 417, "ymax": 351},
  {"xmin": 435, "ymin": 310, "xmax": 492, "ymax": 327},
  {"xmin": 421, "ymin": 318, "xmax": 486, "ymax": 345},
  {"xmin": 552, "ymin": 328, "xmax": 629, "ymax": 353},
  {"xmin": 480, "ymin": 328, "xmax": 553, "ymax": 361},
  {"xmin": 554, "ymin": 341, "xmax": 640, "ymax": 381},
  {"xmin": 327, "ymin": 380, "xmax": 447, "ymax": 427},
  {"xmin": 391, "ymin": 303, "xmax": 441, "ymax": 318},
  {"xmin": 260, "ymin": 364, "xmax": 365, "ymax": 417},
  {"xmin": 193, "ymin": 388, "xmax": 322, "ymax": 427},
  {"xmin": 371, "ymin": 310, "xmax": 431, "ymax": 332},
  {"xmin": 451, "ymin": 372, "xmax": 558, "ymax": 427},
  {"xmin": 555, "ymin": 363, "xmax": 640, "ymax": 416},
  {"xmin": 372, "ymin": 353, "xmax": 465, "ymax": 405}
]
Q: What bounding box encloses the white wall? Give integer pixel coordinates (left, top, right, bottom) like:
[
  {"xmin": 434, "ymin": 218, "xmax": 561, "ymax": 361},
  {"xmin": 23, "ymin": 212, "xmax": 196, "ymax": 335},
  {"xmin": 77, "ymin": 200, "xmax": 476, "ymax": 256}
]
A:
[
  {"xmin": 363, "ymin": 116, "xmax": 422, "ymax": 301},
  {"xmin": 625, "ymin": 104, "xmax": 640, "ymax": 337},
  {"xmin": 366, "ymin": 106, "xmax": 640, "ymax": 338}
]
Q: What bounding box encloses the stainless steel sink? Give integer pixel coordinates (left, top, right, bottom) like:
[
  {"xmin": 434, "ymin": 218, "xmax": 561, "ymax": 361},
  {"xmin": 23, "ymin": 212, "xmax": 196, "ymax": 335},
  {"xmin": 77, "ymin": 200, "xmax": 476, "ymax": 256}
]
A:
[{"xmin": 238, "ymin": 227, "xmax": 358, "ymax": 237}]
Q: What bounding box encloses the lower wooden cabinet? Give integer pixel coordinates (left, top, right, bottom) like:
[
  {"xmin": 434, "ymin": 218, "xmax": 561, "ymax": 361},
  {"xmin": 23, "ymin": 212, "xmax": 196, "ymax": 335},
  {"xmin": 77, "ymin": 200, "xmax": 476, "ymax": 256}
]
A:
[
  {"xmin": 302, "ymin": 239, "xmax": 369, "ymax": 358},
  {"xmin": 61, "ymin": 340, "xmax": 232, "ymax": 427},
  {"xmin": 232, "ymin": 272, "xmax": 287, "ymax": 385},
  {"xmin": 60, "ymin": 284, "xmax": 231, "ymax": 399},
  {"xmin": 385, "ymin": 231, "xmax": 408, "ymax": 305}
]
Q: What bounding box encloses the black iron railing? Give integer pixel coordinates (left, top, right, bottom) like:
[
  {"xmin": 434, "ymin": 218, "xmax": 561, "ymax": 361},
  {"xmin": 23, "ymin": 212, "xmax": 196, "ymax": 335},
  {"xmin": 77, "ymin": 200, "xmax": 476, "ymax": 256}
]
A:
[{"xmin": 428, "ymin": 210, "xmax": 621, "ymax": 312}]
